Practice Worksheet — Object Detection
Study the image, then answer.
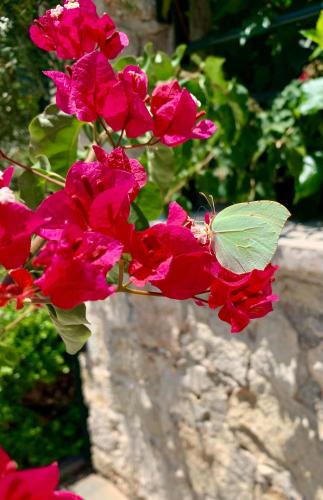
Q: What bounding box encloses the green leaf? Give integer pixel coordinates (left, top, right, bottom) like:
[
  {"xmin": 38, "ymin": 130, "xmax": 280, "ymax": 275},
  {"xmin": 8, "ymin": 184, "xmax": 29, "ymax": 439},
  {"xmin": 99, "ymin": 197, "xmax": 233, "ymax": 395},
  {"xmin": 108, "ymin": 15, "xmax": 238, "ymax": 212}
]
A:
[
  {"xmin": 18, "ymin": 170, "xmax": 46, "ymax": 209},
  {"xmin": 316, "ymin": 11, "xmax": 323, "ymax": 39},
  {"xmin": 147, "ymin": 145, "xmax": 176, "ymax": 194},
  {"xmin": 204, "ymin": 56, "xmax": 227, "ymax": 90},
  {"xmin": 211, "ymin": 201, "xmax": 290, "ymax": 274},
  {"xmin": 300, "ymin": 29, "xmax": 321, "ymax": 45},
  {"xmin": 171, "ymin": 44, "xmax": 187, "ymax": 68},
  {"xmin": 299, "ymin": 78, "xmax": 323, "ymax": 115},
  {"xmin": 153, "ymin": 51, "xmax": 174, "ymax": 81},
  {"xmin": 113, "ymin": 55, "xmax": 138, "ymax": 72},
  {"xmin": 29, "ymin": 104, "xmax": 83, "ymax": 174},
  {"xmin": 136, "ymin": 181, "xmax": 163, "ymax": 221},
  {"xmin": 47, "ymin": 304, "xmax": 91, "ymax": 355},
  {"xmin": 129, "ymin": 202, "xmax": 150, "ymax": 230},
  {"xmin": 294, "ymin": 154, "xmax": 323, "ymax": 203}
]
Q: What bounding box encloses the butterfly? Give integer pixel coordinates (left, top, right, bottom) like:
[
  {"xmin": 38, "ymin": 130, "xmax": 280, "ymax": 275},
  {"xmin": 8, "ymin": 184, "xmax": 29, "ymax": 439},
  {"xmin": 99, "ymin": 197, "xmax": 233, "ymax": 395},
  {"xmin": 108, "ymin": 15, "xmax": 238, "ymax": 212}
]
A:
[{"xmin": 209, "ymin": 199, "xmax": 290, "ymax": 274}]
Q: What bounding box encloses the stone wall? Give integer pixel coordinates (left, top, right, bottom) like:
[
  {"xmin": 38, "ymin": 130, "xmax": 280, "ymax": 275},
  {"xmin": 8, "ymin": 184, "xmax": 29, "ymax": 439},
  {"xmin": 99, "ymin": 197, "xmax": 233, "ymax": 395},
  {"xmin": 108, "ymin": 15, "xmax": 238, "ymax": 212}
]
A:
[
  {"xmin": 80, "ymin": 224, "xmax": 323, "ymax": 500},
  {"xmin": 95, "ymin": 0, "xmax": 173, "ymax": 54}
]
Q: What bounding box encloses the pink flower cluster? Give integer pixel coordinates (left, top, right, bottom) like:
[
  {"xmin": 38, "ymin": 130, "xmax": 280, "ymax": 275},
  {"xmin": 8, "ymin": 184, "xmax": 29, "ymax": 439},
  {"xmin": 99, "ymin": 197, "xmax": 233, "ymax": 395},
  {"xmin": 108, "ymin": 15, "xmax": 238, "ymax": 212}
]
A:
[
  {"xmin": 0, "ymin": 447, "xmax": 83, "ymax": 499},
  {"xmin": 0, "ymin": 0, "xmax": 280, "ymax": 334}
]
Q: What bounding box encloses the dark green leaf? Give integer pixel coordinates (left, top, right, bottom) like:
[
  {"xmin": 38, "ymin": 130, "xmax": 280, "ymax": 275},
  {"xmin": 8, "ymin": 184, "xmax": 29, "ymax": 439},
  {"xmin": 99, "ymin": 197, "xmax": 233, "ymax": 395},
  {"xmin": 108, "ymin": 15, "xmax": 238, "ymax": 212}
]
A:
[
  {"xmin": 18, "ymin": 170, "xmax": 46, "ymax": 209},
  {"xmin": 147, "ymin": 145, "xmax": 176, "ymax": 194},
  {"xmin": 204, "ymin": 56, "xmax": 227, "ymax": 90},
  {"xmin": 294, "ymin": 153, "xmax": 323, "ymax": 203},
  {"xmin": 29, "ymin": 104, "xmax": 83, "ymax": 174},
  {"xmin": 136, "ymin": 181, "xmax": 163, "ymax": 221},
  {"xmin": 47, "ymin": 304, "xmax": 91, "ymax": 355},
  {"xmin": 171, "ymin": 44, "xmax": 187, "ymax": 68},
  {"xmin": 129, "ymin": 202, "xmax": 150, "ymax": 230}
]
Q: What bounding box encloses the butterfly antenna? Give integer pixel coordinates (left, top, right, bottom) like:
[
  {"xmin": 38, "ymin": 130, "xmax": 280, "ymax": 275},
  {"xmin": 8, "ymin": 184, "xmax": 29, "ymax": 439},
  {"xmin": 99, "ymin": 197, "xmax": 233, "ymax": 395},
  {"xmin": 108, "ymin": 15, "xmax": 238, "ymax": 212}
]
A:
[{"xmin": 199, "ymin": 192, "xmax": 215, "ymax": 214}]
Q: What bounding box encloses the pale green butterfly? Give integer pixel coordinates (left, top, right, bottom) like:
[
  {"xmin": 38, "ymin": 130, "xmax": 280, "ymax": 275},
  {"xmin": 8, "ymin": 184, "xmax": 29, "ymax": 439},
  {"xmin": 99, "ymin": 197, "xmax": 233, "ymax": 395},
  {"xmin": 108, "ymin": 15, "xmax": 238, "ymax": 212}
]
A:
[{"xmin": 210, "ymin": 200, "xmax": 291, "ymax": 274}]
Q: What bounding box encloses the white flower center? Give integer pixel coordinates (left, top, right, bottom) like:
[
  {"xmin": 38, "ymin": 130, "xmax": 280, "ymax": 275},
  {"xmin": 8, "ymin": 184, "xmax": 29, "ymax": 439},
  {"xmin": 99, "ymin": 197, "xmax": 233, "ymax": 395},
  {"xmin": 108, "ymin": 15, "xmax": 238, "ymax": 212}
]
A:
[
  {"xmin": 65, "ymin": 1, "xmax": 80, "ymax": 10},
  {"xmin": 0, "ymin": 187, "xmax": 16, "ymax": 204},
  {"xmin": 191, "ymin": 222, "xmax": 209, "ymax": 245},
  {"xmin": 50, "ymin": 5, "xmax": 64, "ymax": 18}
]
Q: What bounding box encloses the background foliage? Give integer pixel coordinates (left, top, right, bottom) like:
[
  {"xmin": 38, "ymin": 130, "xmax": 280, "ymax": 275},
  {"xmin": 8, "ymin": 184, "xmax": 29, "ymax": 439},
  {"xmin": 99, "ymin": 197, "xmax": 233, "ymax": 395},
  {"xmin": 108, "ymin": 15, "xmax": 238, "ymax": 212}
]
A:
[
  {"xmin": 0, "ymin": 0, "xmax": 52, "ymax": 149},
  {"xmin": 0, "ymin": 305, "xmax": 88, "ymax": 467}
]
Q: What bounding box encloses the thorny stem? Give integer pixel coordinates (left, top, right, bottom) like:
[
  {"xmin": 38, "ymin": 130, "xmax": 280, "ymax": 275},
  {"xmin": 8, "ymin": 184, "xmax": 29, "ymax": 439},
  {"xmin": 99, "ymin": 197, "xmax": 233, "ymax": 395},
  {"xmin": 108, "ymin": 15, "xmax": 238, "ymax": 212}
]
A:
[
  {"xmin": 124, "ymin": 137, "xmax": 160, "ymax": 150},
  {"xmin": 118, "ymin": 287, "xmax": 164, "ymax": 297},
  {"xmin": 192, "ymin": 296, "xmax": 209, "ymax": 305},
  {"xmin": 0, "ymin": 150, "xmax": 65, "ymax": 188},
  {"xmin": 98, "ymin": 117, "xmax": 116, "ymax": 148},
  {"xmin": 116, "ymin": 129, "xmax": 125, "ymax": 148},
  {"xmin": 117, "ymin": 260, "xmax": 125, "ymax": 290},
  {"xmin": 85, "ymin": 130, "xmax": 107, "ymax": 162}
]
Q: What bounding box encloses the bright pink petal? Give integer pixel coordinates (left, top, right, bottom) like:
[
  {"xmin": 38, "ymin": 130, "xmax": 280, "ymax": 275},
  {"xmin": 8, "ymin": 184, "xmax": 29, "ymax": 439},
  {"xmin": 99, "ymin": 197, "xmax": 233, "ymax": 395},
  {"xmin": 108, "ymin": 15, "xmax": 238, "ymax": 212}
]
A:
[
  {"xmin": 30, "ymin": 24, "xmax": 54, "ymax": 52},
  {"xmin": 125, "ymin": 95, "xmax": 153, "ymax": 138},
  {"xmin": 36, "ymin": 190, "xmax": 88, "ymax": 240},
  {"xmin": 0, "ymin": 166, "xmax": 14, "ymax": 189},
  {"xmin": 0, "ymin": 202, "xmax": 39, "ymax": 269},
  {"xmin": 191, "ymin": 119, "xmax": 217, "ymax": 139},
  {"xmin": 71, "ymin": 51, "xmax": 116, "ymax": 122},
  {"xmin": 167, "ymin": 201, "xmax": 188, "ymax": 226},
  {"xmin": 43, "ymin": 70, "xmax": 74, "ymax": 115},
  {"xmin": 54, "ymin": 491, "xmax": 84, "ymax": 499},
  {"xmin": 0, "ymin": 448, "xmax": 16, "ymax": 477},
  {"xmin": 100, "ymin": 31, "xmax": 129, "ymax": 59},
  {"xmin": 93, "ymin": 146, "xmax": 147, "ymax": 199},
  {"xmin": 101, "ymin": 81, "xmax": 129, "ymax": 131}
]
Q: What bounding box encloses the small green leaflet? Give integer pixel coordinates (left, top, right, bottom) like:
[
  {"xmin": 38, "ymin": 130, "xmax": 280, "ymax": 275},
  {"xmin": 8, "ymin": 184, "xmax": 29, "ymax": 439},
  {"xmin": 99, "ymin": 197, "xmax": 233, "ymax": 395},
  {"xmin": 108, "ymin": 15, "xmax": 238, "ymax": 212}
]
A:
[
  {"xmin": 47, "ymin": 304, "xmax": 91, "ymax": 355},
  {"xmin": 211, "ymin": 201, "xmax": 290, "ymax": 274}
]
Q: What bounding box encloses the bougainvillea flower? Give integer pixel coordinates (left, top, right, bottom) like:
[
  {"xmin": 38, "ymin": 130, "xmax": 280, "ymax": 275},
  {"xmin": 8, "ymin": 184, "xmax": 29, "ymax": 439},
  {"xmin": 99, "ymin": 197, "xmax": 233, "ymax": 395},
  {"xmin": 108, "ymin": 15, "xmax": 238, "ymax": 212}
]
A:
[
  {"xmin": 93, "ymin": 145, "xmax": 147, "ymax": 199},
  {"xmin": 129, "ymin": 203, "xmax": 216, "ymax": 299},
  {"xmin": 208, "ymin": 264, "xmax": 279, "ymax": 333},
  {"xmin": 35, "ymin": 226, "xmax": 122, "ymax": 309},
  {"xmin": 0, "ymin": 269, "xmax": 35, "ymax": 310},
  {"xmin": 45, "ymin": 56, "xmax": 152, "ymax": 138},
  {"xmin": 0, "ymin": 167, "xmax": 14, "ymax": 189},
  {"xmin": 151, "ymin": 80, "xmax": 217, "ymax": 146},
  {"xmin": 30, "ymin": 0, "xmax": 128, "ymax": 60},
  {"xmin": 102, "ymin": 65, "xmax": 153, "ymax": 137},
  {"xmin": 36, "ymin": 159, "xmax": 135, "ymax": 248},
  {"xmin": 0, "ymin": 190, "xmax": 40, "ymax": 270},
  {"xmin": 44, "ymin": 51, "xmax": 117, "ymax": 122},
  {"xmin": 0, "ymin": 446, "xmax": 83, "ymax": 499}
]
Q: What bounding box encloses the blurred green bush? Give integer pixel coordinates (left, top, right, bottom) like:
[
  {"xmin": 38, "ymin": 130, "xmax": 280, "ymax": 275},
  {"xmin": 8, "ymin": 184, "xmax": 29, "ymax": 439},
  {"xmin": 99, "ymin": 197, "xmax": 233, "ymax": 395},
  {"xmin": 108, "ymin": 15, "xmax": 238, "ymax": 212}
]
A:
[
  {"xmin": 0, "ymin": 305, "xmax": 87, "ymax": 467},
  {"xmin": 0, "ymin": 0, "xmax": 52, "ymax": 149},
  {"xmin": 129, "ymin": 40, "xmax": 323, "ymax": 219}
]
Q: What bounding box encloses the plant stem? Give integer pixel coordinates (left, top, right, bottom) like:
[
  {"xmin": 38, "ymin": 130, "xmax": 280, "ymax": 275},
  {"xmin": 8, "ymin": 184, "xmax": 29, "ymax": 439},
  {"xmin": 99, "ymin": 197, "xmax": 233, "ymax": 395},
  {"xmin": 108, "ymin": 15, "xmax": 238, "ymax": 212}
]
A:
[
  {"xmin": 98, "ymin": 117, "xmax": 116, "ymax": 148},
  {"xmin": 124, "ymin": 137, "xmax": 160, "ymax": 150},
  {"xmin": 192, "ymin": 296, "xmax": 209, "ymax": 304},
  {"xmin": 1, "ymin": 305, "xmax": 35, "ymax": 334},
  {"xmin": 85, "ymin": 131, "xmax": 107, "ymax": 162},
  {"xmin": 116, "ymin": 129, "xmax": 125, "ymax": 148},
  {"xmin": 118, "ymin": 286, "xmax": 164, "ymax": 297},
  {"xmin": 118, "ymin": 260, "xmax": 124, "ymax": 290},
  {"xmin": 0, "ymin": 150, "xmax": 65, "ymax": 188}
]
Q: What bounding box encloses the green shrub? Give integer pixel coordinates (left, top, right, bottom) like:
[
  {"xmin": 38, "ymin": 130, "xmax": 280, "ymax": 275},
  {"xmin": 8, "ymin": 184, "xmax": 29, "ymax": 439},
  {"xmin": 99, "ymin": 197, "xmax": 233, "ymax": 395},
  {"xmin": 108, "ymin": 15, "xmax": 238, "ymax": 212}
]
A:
[
  {"xmin": 131, "ymin": 42, "xmax": 323, "ymax": 219},
  {"xmin": 0, "ymin": 0, "xmax": 53, "ymax": 149},
  {"xmin": 0, "ymin": 305, "xmax": 87, "ymax": 467}
]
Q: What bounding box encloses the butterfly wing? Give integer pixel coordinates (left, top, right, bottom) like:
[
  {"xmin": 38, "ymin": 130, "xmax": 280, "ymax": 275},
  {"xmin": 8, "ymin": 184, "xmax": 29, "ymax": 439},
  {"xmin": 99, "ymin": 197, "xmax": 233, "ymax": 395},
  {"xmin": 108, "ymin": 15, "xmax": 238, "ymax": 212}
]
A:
[{"xmin": 211, "ymin": 201, "xmax": 290, "ymax": 274}]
